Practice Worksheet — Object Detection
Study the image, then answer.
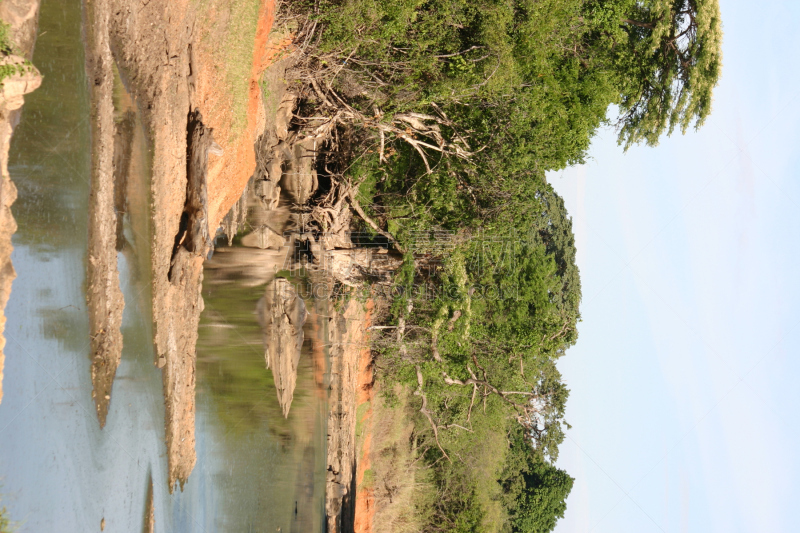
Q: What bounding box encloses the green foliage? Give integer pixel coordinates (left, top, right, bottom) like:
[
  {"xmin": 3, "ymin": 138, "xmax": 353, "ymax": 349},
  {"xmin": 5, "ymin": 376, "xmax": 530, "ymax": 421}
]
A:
[
  {"xmin": 500, "ymin": 426, "xmax": 574, "ymax": 533},
  {"xmin": 0, "ymin": 499, "xmax": 15, "ymax": 533},
  {"xmin": 362, "ymin": 169, "xmax": 580, "ymax": 531},
  {"xmin": 593, "ymin": 0, "xmax": 725, "ymax": 147},
  {"xmin": 0, "ymin": 22, "xmax": 12, "ymax": 55},
  {"xmin": 311, "ymin": 0, "xmax": 722, "ymax": 164},
  {"xmin": 364, "ymin": 181, "xmax": 578, "ymax": 531},
  {"xmin": 370, "ymin": 385, "xmax": 435, "ymax": 533},
  {"xmin": 314, "ymin": 0, "xmax": 617, "ymax": 171},
  {"xmin": 0, "ymin": 21, "xmax": 35, "ymax": 87},
  {"xmin": 298, "ymin": 0, "xmax": 723, "ymax": 529}
]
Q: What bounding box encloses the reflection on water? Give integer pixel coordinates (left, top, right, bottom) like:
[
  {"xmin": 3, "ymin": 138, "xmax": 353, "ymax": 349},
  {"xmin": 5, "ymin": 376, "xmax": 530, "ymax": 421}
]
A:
[
  {"xmin": 9, "ymin": 2, "xmax": 90, "ymax": 254},
  {"xmin": 0, "ymin": 4, "xmax": 176, "ymax": 532},
  {"xmin": 199, "ymin": 234, "xmax": 327, "ymax": 532},
  {"xmin": 0, "ymin": 1, "xmax": 327, "ymax": 532}
]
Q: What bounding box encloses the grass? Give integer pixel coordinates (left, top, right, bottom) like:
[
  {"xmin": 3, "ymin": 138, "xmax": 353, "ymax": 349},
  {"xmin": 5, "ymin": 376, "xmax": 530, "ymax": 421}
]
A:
[
  {"xmin": 221, "ymin": 0, "xmax": 260, "ymax": 137},
  {"xmin": 360, "ymin": 468, "xmax": 376, "ymax": 490},
  {"xmin": 369, "ymin": 385, "xmax": 434, "ymax": 533},
  {"xmin": 0, "ymin": 21, "xmax": 35, "ymax": 87},
  {"xmin": 355, "ymin": 400, "xmax": 370, "ymax": 438},
  {"xmin": 0, "ymin": 22, "xmax": 11, "ymax": 54},
  {"xmin": 194, "ymin": 0, "xmax": 261, "ymax": 142}
]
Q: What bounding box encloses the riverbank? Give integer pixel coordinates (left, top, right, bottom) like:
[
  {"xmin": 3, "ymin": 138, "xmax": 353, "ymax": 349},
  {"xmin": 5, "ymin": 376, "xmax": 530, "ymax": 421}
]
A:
[
  {"xmin": 87, "ymin": 5, "xmax": 384, "ymax": 532},
  {"xmin": 81, "ymin": 0, "xmax": 297, "ymax": 490},
  {"xmin": 1, "ymin": 0, "xmax": 383, "ymax": 528},
  {"xmin": 322, "ymin": 297, "xmax": 374, "ymax": 533}
]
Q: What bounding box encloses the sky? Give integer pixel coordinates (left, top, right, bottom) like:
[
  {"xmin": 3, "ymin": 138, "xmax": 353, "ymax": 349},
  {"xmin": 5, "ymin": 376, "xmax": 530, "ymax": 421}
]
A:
[{"xmin": 550, "ymin": 1, "xmax": 800, "ymax": 532}]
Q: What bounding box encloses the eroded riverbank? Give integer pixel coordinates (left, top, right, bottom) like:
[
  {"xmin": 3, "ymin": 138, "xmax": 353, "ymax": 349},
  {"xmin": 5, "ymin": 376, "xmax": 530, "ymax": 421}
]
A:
[{"xmin": 1, "ymin": 0, "xmax": 383, "ymax": 530}]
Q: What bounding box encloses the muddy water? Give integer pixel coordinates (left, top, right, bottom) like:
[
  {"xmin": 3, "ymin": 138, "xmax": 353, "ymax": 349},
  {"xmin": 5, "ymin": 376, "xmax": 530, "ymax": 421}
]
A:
[{"xmin": 0, "ymin": 2, "xmax": 327, "ymax": 532}]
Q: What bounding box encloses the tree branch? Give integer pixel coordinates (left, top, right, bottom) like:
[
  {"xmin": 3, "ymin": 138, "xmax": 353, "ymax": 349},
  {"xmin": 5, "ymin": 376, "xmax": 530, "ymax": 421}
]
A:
[
  {"xmin": 346, "ymin": 190, "xmax": 405, "ymax": 253},
  {"xmin": 415, "ymin": 365, "xmax": 450, "ymax": 462}
]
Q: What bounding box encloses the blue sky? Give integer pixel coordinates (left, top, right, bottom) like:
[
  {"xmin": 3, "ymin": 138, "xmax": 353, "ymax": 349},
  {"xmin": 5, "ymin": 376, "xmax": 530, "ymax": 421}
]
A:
[{"xmin": 550, "ymin": 1, "xmax": 800, "ymax": 531}]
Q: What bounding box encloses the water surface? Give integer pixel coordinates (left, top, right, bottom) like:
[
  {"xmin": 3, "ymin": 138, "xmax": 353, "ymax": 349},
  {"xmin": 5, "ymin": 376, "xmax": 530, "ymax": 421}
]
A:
[{"xmin": 0, "ymin": 2, "xmax": 327, "ymax": 531}]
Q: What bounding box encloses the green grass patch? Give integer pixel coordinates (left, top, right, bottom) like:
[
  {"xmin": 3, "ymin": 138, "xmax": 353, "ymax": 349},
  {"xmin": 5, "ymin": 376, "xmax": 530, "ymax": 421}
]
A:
[
  {"xmin": 360, "ymin": 468, "xmax": 376, "ymax": 490},
  {"xmin": 355, "ymin": 400, "xmax": 370, "ymax": 438},
  {"xmin": 0, "ymin": 21, "xmax": 35, "ymax": 87},
  {"xmin": 194, "ymin": 0, "xmax": 260, "ymax": 142}
]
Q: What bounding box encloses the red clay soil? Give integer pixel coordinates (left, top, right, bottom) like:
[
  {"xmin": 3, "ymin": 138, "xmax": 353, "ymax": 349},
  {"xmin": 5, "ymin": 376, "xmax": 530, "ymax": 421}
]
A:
[
  {"xmin": 354, "ymin": 300, "xmax": 376, "ymax": 533},
  {"xmin": 308, "ymin": 306, "xmax": 327, "ymax": 398},
  {"xmin": 194, "ymin": 0, "xmax": 295, "ymax": 231}
]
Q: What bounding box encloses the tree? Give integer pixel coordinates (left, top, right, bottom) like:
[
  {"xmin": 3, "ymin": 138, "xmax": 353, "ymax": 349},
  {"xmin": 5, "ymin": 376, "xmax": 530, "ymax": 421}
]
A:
[
  {"xmin": 595, "ymin": 0, "xmax": 724, "ymax": 148},
  {"xmin": 507, "ymin": 462, "xmax": 574, "ymax": 533},
  {"xmin": 500, "ymin": 427, "xmax": 575, "ymax": 533}
]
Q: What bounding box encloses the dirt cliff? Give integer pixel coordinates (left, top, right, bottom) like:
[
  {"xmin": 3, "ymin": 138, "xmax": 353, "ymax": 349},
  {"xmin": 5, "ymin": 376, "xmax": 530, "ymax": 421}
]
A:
[
  {"xmin": 81, "ymin": 0, "xmax": 291, "ymax": 490},
  {"xmin": 322, "ymin": 298, "xmax": 372, "ymax": 533}
]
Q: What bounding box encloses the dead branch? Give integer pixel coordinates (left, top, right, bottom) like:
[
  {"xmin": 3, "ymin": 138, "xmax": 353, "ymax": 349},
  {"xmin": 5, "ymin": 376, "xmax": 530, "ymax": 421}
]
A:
[
  {"xmin": 431, "ymin": 329, "xmax": 443, "ymax": 362},
  {"xmin": 396, "ymin": 301, "xmax": 413, "ymax": 357},
  {"xmin": 466, "ymin": 382, "xmax": 477, "ymax": 424},
  {"xmin": 346, "ymin": 190, "xmax": 405, "ymax": 253},
  {"xmin": 415, "ymin": 365, "xmax": 450, "ymax": 463},
  {"xmin": 440, "ymin": 423, "xmax": 473, "ymax": 432}
]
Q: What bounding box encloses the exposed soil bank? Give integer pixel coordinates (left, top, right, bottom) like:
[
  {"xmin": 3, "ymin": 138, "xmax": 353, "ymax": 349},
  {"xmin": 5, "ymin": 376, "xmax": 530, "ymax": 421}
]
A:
[
  {"xmin": 323, "ymin": 297, "xmax": 373, "ymax": 533},
  {"xmin": 354, "ymin": 301, "xmax": 376, "ymax": 533},
  {"xmin": 84, "ymin": 0, "xmax": 125, "ymax": 428},
  {"xmin": 0, "ymin": 0, "xmax": 41, "ymax": 404},
  {"xmin": 80, "ymin": 0, "xmax": 286, "ymax": 490},
  {"xmin": 193, "ymin": 1, "xmax": 293, "ymax": 231}
]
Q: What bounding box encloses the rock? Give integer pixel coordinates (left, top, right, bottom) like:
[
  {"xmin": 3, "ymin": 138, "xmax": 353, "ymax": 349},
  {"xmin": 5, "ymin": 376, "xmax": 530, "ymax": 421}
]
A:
[
  {"xmin": 280, "ymin": 136, "xmax": 319, "ymax": 205},
  {"xmin": 323, "ymin": 298, "xmax": 370, "ymax": 533},
  {"xmin": 274, "ymin": 92, "xmax": 296, "ymax": 141},
  {"xmin": 240, "ymin": 224, "xmax": 285, "ymax": 249},
  {"xmin": 0, "ymin": 56, "xmax": 41, "ymax": 111},
  {"xmin": 322, "ymin": 248, "xmax": 403, "ymax": 287},
  {"xmin": 257, "ymin": 278, "xmax": 307, "ymax": 417},
  {"xmin": 0, "ymin": 1, "xmax": 40, "ymax": 58}
]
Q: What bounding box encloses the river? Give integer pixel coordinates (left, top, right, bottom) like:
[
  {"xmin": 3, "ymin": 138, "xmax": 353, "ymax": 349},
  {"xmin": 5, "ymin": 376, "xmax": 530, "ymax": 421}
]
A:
[{"xmin": 0, "ymin": 2, "xmax": 327, "ymax": 531}]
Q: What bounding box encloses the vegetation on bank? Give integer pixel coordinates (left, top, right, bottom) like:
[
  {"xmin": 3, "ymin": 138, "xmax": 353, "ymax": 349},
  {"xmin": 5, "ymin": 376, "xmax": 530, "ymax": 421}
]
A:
[
  {"xmin": 0, "ymin": 22, "xmax": 36, "ymax": 87},
  {"xmin": 192, "ymin": 0, "xmax": 262, "ymax": 141},
  {"xmin": 280, "ymin": 0, "xmax": 723, "ymax": 530}
]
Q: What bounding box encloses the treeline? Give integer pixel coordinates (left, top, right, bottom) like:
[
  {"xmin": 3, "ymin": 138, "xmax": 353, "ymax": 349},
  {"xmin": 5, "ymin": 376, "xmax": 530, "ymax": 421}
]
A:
[{"xmin": 283, "ymin": 0, "xmax": 722, "ymax": 531}]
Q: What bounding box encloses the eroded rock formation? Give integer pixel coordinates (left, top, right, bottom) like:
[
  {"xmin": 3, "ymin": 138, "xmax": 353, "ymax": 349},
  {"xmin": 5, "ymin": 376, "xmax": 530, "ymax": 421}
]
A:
[
  {"xmin": 257, "ymin": 278, "xmax": 307, "ymax": 417},
  {"xmin": 323, "ymin": 298, "xmax": 370, "ymax": 533},
  {"xmin": 84, "ymin": 0, "xmax": 125, "ymax": 427}
]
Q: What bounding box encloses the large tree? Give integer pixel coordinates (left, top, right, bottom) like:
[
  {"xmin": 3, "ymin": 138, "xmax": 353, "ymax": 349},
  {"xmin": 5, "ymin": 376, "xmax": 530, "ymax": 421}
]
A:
[
  {"xmin": 500, "ymin": 426, "xmax": 575, "ymax": 533},
  {"xmin": 595, "ymin": 0, "xmax": 724, "ymax": 147}
]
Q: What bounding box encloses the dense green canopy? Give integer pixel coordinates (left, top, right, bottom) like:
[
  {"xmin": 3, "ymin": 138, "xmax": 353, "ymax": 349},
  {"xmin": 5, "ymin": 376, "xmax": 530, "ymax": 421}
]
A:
[
  {"xmin": 314, "ymin": 0, "xmax": 723, "ymax": 157},
  {"xmin": 293, "ymin": 0, "xmax": 723, "ymax": 530}
]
